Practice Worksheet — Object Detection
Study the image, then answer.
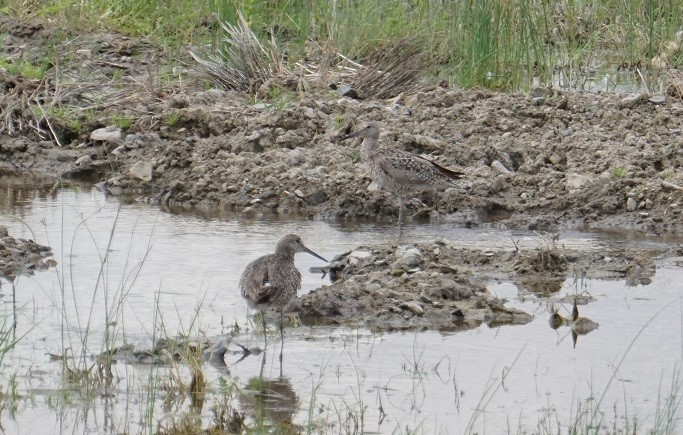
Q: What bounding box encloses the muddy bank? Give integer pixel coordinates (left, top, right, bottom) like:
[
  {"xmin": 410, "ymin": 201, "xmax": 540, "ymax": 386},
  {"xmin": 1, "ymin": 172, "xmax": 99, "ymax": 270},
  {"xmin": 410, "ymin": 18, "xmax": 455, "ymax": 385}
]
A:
[
  {"xmin": 290, "ymin": 239, "xmax": 674, "ymax": 332},
  {"xmin": 0, "ymin": 15, "xmax": 682, "ymax": 235},
  {"xmin": 0, "ymin": 225, "xmax": 56, "ymax": 280}
]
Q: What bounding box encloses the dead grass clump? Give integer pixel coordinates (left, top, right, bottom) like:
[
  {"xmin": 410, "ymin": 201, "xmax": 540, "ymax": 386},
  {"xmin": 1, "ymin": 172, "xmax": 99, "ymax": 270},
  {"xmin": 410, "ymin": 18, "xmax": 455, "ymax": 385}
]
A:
[
  {"xmin": 349, "ymin": 37, "xmax": 432, "ymax": 99},
  {"xmin": 190, "ymin": 12, "xmax": 290, "ymax": 95}
]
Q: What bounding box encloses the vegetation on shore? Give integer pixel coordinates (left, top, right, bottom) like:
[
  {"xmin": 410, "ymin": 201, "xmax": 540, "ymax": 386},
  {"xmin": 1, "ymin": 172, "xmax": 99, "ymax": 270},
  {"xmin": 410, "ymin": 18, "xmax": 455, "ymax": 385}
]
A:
[{"xmin": 2, "ymin": 0, "xmax": 682, "ymax": 90}]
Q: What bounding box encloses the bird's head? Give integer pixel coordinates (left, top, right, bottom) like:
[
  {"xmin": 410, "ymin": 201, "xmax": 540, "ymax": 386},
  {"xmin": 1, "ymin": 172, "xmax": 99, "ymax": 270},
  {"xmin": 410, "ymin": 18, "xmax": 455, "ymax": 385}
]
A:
[
  {"xmin": 340, "ymin": 123, "xmax": 380, "ymax": 141},
  {"xmin": 277, "ymin": 234, "xmax": 328, "ymax": 262}
]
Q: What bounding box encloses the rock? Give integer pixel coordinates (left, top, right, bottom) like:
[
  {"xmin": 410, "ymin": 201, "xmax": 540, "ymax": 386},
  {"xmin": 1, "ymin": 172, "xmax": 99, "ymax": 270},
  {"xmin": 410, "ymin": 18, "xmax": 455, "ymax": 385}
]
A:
[
  {"xmin": 626, "ymin": 197, "xmax": 637, "ymax": 211},
  {"xmin": 294, "ymin": 189, "xmax": 305, "ymax": 199},
  {"xmin": 661, "ymin": 180, "xmax": 683, "ymax": 192},
  {"xmin": 90, "ymin": 126, "xmax": 122, "ymax": 143},
  {"xmin": 491, "ymin": 160, "xmax": 511, "ymax": 174},
  {"xmin": 111, "ymin": 145, "xmax": 127, "ymax": 156},
  {"xmin": 75, "ymin": 155, "xmax": 92, "ymax": 166},
  {"xmin": 565, "ymin": 173, "xmax": 592, "ymax": 191},
  {"xmin": 620, "ymin": 93, "xmax": 644, "ymax": 108},
  {"xmin": 400, "ymin": 302, "xmax": 424, "ymax": 315},
  {"xmin": 542, "ymin": 129, "xmax": 555, "ymax": 140},
  {"xmin": 128, "ymin": 161, "xmax": 153, "ymax": 182},
  {"xmin": 490, "ymin": 175, "xmax": 507, "ymax": 193},
  {"xmin": 549, "ymin": 153, "xmax": 563, "ymax": 165},
  {"xmin": 335, "ymin": 85, "xmax": 358, "ymax": 99},
  {"xmin": 648, "ymin": 95, "xmax": 666, "ymax": 104}
]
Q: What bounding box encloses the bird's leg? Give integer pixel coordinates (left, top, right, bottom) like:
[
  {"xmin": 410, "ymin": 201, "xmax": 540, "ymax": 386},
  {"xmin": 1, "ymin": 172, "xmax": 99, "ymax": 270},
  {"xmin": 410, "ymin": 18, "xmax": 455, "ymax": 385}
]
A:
[
  {"xmin": 279, "ymin": 311, "xmax": 284, "ymax": 366},
  {"xmin": 398, "ymin": 196, "xmax": 404, "ymax": 236},
  {"xmin": 261, "ymin": 312, "xmax": 267, "ymax": 349}
]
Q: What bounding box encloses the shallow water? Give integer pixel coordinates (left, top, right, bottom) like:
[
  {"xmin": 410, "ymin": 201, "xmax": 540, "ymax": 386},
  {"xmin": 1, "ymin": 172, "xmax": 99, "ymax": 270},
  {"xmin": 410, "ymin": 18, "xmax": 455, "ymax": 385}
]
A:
[{"xmin": 0, "ymin": 181, "xmax": 681, "ymax": 434}]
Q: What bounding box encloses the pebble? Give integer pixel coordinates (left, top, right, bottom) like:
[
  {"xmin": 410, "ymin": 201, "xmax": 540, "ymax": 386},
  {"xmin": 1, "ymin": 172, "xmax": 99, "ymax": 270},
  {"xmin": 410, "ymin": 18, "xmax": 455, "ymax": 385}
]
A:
[
  {"xmin": 626, "ymin": 197, "xmax": 637, "ymax": 211},
  {"xmin": 75, "ymin": 155, "xmax": 92, "ymax": 166},
  {"xmin": 549, "ymin": 153, "xmax": 563, "ymax": 164},
  {"xmin": 90, "ymin": 126, "xmax": 122, "ymax": 143},
  {"xmin": 128, "ymin": 161, "xmax": 153, "ymax": 182},
  {"xmin": 400, "ymin": 302, "xmax": 424, "ymax": 315},
  {"xmin": 565, "ymin": 173, "xmax": 592, "ymax": 191},
  {"xmin": 620, "ymin": 93, "xmax": 644, "ymax": 108},
  {"xmin": 491, "ymin": 160, "xmax": 511, "ymax": 174},
  {"xmin": 489, "ymin": 175, "xmax": 507, "ymax": 193}
]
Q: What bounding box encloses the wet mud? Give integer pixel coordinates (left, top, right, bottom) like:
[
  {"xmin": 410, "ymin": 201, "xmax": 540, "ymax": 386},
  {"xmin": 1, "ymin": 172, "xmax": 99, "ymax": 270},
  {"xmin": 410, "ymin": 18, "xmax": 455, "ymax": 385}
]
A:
[
  {"xmin": 291, "ymin": 238, "xmax": 672, "ymax": 332},
  {"xmin": 0, "ymin": 224, "xmax": 56, "ymax": 280}
]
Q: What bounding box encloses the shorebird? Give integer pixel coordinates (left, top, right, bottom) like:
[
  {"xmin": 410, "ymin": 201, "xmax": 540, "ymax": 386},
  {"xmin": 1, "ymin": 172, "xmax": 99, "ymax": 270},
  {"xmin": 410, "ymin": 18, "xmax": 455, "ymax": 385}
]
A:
[
  {"xmin": 239, "ymin": 234, "xmax": 327, "ymax": 347},
  {"xmin": 341, "ymin": 123, "xmax": 464, "ymax": 232}
]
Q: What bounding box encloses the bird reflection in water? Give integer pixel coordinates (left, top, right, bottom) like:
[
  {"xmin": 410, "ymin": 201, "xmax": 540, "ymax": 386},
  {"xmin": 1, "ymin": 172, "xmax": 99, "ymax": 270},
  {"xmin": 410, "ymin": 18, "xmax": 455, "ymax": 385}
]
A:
[
  {"xmin": 239, "ymin": 375, "xmax": 301, "ymax": 433},
  {"xmin": 549, "ymin": 297, "xmax": 599, "ymax": 348}
]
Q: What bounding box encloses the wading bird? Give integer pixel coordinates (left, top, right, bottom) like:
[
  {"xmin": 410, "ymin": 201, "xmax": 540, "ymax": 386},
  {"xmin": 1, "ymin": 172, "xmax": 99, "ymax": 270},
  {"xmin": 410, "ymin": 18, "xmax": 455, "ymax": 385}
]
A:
[
  {"xmin": 239, "ymin": 234, "xmax": 327, "ymax": 347},
  {"xmin": 341, "ymin": 123, "xmax": 464, "ymax": 233}
]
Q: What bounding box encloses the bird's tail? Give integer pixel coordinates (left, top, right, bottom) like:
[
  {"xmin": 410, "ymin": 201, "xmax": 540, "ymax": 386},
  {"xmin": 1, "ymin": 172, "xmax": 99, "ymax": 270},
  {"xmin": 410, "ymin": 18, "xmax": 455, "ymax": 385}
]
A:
[{"xmin": 430, "ymin": 160, "xmax": 464, "ymax": 181}]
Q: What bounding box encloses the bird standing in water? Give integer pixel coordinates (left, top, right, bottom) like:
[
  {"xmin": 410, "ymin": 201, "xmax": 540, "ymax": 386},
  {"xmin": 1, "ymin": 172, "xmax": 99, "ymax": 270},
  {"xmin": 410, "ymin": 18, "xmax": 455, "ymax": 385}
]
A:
[
  {"xmin": 239, "ymin": 234, "xmax": 327, "ymax": 348},
  {"xmin": 341, "ymin": 123, "xmax": 464, "ymax": 233}
]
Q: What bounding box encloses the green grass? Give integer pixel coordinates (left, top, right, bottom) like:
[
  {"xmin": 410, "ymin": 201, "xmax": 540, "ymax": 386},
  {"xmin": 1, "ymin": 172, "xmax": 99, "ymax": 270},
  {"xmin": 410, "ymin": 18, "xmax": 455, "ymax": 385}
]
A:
[
  {"xmin": 3, "ymin": 0, "xmax": 683, "ymax": 90},
  {"xmin": 0, "ymin": 57, "xmax": 49, "ymax": 80}
]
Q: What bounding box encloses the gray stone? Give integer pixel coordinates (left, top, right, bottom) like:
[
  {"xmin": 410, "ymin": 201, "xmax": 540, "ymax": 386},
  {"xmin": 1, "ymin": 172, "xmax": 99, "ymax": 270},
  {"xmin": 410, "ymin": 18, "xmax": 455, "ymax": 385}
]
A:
[
  {"xmin": 549, "ymin": 153, "xmax": 563, "ymax": 165},
  {"xmin": 128, "ymin": 161, "xmax": 153, "ymax": 182},
  {"xmin": 626, "ymin": 197, "xmax": 637, "ymax": 211},
  {"xmin": 620, "ymin": 93, "xmax": 644, "ymax": 108},
  {"xmin": 490, "ymin": 175, "xmax": 507, "ymax": 193},
  {"xmin": 648, "ymin": 95, "xmax": 666, "ymax": 104},
  {"xmin": 75, "ymin": 155, "xmax": 92, "ymax": 166},
  {"xmin": 111, "ymin": 145, "xmax": 127, "ymax": 156},
  {"xmin": 90, "ymin": 126, "xmax": 123, "ymax": 143},
  {"xmin": 401, "ymin": 301, "xmax": 424, "ymax": 315},
  {"xmin": 542, "ymin": 129, "xmax": 555, "ymax": 140},
  {"xmin": 565, "ymin": 173, "xmax": 592, "ymax": 191},
  {"xmin": 491, "ymin": 160, "xmax": 511, "ymax": 174}
]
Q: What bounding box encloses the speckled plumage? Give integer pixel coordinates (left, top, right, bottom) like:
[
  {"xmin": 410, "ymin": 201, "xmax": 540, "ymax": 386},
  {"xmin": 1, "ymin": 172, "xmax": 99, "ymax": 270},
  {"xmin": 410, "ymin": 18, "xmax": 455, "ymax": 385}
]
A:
[
  {"xmin": 342, "ymin": 124, "xmax": 463, "ymax": 230},
  {"xmin": 239, "ymin": 234, "xmax": 327, "ymax": 344}
]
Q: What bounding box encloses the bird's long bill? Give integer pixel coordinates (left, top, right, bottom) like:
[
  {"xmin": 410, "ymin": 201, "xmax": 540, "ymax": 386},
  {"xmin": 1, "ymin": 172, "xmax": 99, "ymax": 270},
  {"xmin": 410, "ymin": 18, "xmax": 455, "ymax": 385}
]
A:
[
  {"xmin": 340, "ymin": 130, "xmax": 361, "ymax": 141},
  {"xmin": 303, "ymin": 246, "xmax": 328, "ymax": 263}
]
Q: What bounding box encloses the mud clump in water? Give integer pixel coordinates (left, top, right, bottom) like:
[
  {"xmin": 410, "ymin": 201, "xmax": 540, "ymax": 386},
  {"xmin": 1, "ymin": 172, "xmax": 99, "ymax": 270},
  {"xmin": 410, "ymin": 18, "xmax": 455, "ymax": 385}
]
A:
[
  {"xmin": 294, "ymin": 241, "xmax": 534, "ymax": 332},
  {"xmin": 290, "ymin": 239, "xmax": 671, "ymax": 332},
  {"xmin": 0, "ymin": 225, "xmax": 56, "ymax": 279}
]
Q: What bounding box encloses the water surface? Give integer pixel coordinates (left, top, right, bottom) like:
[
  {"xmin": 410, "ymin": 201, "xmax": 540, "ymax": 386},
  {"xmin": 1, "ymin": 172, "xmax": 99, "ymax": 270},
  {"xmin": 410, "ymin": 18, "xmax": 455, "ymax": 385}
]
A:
[{"xmin": 0, "ymin": 181, "xmax": 680, "ymax": 434}]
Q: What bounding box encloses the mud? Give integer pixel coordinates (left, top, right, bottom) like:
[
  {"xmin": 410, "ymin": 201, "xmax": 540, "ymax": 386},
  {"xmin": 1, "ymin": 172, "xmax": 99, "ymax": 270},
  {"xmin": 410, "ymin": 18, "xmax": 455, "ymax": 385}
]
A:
[
  {"xmin": 0, "ymin": 225, "xmax": 56, "ymax": 280},
  {"xmin": 290, "ymin": 239, "xmax": 672, "ymax": 332}
]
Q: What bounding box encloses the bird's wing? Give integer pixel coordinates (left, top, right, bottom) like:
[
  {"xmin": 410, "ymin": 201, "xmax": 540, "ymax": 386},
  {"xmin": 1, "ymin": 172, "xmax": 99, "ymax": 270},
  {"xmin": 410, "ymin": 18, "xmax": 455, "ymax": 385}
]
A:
[
  {"xmin": 375, "ymin": 148, "xmax": 463, "ymax": 185},
  {"xmin": 267, "ymin": 259, "xmax": 301, "ymax": 292},
  {"xmin": 239, "ymin": 256, "xmax": 276, "ymax": 305}
]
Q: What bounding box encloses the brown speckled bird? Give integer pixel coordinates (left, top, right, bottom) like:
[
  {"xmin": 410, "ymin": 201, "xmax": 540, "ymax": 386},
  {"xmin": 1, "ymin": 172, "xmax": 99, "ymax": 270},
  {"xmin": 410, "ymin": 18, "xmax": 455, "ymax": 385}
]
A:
[
  {"xmin": 239, "ymin": 234, "xmax": 327, "ymax": 346},
  {"xmin": 341, "ymin": 123, "xmax": 464, "ymax": 232}
]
